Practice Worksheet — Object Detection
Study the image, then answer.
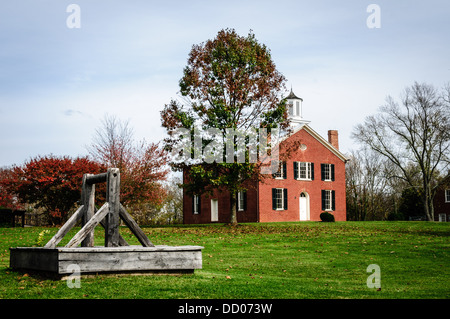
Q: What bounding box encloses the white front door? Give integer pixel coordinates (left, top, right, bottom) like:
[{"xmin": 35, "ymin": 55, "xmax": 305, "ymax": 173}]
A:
[
  {"xmin": 299, "ymin": 193, "xmax": 308, "ymax": 221},
  {"xmin": 211, "ymin": 199, "xmax": 218, "ymax": 222}
]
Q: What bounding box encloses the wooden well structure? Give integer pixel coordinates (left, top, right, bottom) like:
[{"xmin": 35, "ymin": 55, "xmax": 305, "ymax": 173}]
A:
[{"xmin": 10, "ymin": 168, "xmax": 203, "ymax": 277}]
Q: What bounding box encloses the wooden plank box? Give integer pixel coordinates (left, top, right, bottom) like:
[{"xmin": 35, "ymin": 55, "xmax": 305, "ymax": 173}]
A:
[{"xmin": 10, "ymin": 245, "xmax": 203, "ymax": 277}]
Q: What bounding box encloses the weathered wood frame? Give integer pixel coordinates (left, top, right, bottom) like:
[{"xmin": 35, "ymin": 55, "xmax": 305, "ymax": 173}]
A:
[
  {"xmin": 10, "ymin": 246, "xmax": 203, "ymax": 276},
  {"xmin": 44, "ymin": 168, "xmax": 154, "ymax": 249},
  {"xmin": 11, "ymin": 168, "xmax": 203, "ymax": 277}
]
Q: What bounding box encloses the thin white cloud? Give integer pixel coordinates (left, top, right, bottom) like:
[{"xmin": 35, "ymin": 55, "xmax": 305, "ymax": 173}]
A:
[{"xmin": 63, "ymin": 109, "xmax": 90, "ymax": 118}]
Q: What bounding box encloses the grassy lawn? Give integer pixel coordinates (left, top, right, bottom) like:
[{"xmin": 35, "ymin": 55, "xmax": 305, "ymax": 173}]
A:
[{"xmin": 0, "ymin": 221, "xmax": 448, "ymax": 299}]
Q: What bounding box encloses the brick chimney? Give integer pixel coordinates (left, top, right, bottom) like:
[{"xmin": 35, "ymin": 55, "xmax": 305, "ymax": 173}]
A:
[{"xmin": 328, "ymin": 130, "xmax": 339, "ymax": 150}]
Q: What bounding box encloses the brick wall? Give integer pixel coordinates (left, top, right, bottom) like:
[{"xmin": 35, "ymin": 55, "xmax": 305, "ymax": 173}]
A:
[
  {"xmin": 433, "ymin": 186, "xmax": 450, "ymax": 222},
  {"xmin": 328, "ymin": 130, "xmax": 339, "ymax": 150},
  {"xmin": 259, "ymin": 127, "xmax": 347, "ymax": 222},
  {"xmin": 183, "ymin": 176, "xmax": 259, "ymax": 224},
  {"xmin": 183, "ymin": 126, "xmax": 347, "ymax": 223}
]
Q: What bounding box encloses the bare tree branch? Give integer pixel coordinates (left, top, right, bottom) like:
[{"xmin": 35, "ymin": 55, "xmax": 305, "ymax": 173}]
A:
[{"xmin": 352, "ymin": 82, "xmax": 450, "ymax": 221}]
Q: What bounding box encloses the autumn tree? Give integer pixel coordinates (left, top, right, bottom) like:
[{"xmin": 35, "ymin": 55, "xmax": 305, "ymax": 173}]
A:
[
  {"xmin": 161, "ymin": 29, "xmax": 290, "ymax": 224},
  {"xmin": 352, "ymin": 82, "xmax": 450, "ymax": 221},
  {"xmin": 0, "ymin": 167, "xmax": 21, "ymax": 209},
  {"xmin": 1, "ymin": 156, "xmax": 105, "ymax": 225},
  {"xmin": 87, "ymin": 114, "xmax": 169, "ymax": 212}
]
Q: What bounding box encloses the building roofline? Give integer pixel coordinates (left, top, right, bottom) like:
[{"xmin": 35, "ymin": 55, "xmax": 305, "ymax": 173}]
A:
[
  {"xmin": 284, "ymin": 89, "xmax": 303, "ymax": 101},
  {"xmin": 279, "ymin": 124, "xmax": 350, "ymax": 163}
]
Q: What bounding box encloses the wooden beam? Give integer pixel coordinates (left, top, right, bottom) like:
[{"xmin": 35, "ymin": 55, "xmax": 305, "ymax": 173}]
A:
[
  {"xmin": 81, "ymin": 174, "xmax": 95, "ymax": 247},
  {"xmin": 66, "ymin": 203, "xmax": 109, "ymax": 248},
  {"xmin": 119, "ymin": 204, "xmax": 154, "ymax": 247},
  {"xmin": 105, "ymin": 168, "xmax": 121, "ymax": 247},
  {"xmin": 99, "ymin": 218, "xmax": 129, "ymax": 246},
  {"xmin": 85, "ymin": 172, "xmax": 107, "ymax": 184},
  {"xmin": 10, "ymin": 246, "xmax": 204, "ymax": 275},
  {"xmin": 44, "ymin": 205, "xmax": 84, "ymax": 249}
]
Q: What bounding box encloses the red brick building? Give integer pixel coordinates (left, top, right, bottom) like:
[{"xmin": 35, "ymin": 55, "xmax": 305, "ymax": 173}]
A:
[
  {"xmin": 183, "ymin": 90, "xmax": 349, "ymax": 224},
  {"xmin": 433, "ymin": 184, "xmax": 450, "ymax": 222}
]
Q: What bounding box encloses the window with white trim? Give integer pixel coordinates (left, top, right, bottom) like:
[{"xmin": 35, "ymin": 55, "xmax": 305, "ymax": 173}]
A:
[
  {"xmin": 294, "ymin": 162, "xmax": 314, "ymax": 180},
  {"xmin": 272, "ymin": 188, "xmax": 287, "ymax": 210},
  {"xmin": 321, "ymin": 190, "xmax": 335, "ymax": 211},
  {"xmin": 275, "ymin": 188, "xmax": 284, "ymax": 210},
  {"xmin": 300, "ymin": 162, "xmax": 312, "ymax": 180},
  {"xmin": 294, "ymin": 162, "xmax": 314, "ymax": 181},
  {"xmin": 446, "ymin": 190, "xmax": 450, "ymax": 203},
  {"xmin": 321, "ymin": 164, "xmax": 335, "ymax": 181},
  {"xmin": 274, "ymin": 161, "xmax": 286, "ymax": 179},
  {"xmin": 193, "ymin": 195, "xmax": 200, "ymax": 214},
  {"xmin": 324, "ymin": 190, "xmax": 331, "ymax": 210},
  {"xmin": 237, "ymin": 191, "xmax": 245, "ymax": 211}
]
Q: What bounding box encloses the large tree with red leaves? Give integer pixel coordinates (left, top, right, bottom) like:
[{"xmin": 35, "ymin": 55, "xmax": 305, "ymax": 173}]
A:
[
  {"xmin": 1, "ymin": 156, "xmax": 105, "ymax": 225},
  {"xmin": 0, "ymin": 167, "xmax": 20, "ymax": 210},
  {"xmin": 161, "ymin": 29, "xmax": 289, "ymax": 224}
]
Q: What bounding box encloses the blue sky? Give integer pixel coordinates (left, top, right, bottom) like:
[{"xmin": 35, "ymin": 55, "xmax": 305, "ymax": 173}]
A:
[{"xmin": 1, "ymin": 0, "xmax": 449, "ymax": 167}]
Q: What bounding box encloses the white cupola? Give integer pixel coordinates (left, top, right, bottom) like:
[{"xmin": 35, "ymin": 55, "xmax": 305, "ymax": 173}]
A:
[{"xmin": 285, "ymin": 88, "xmax": 310, "ymax": 129}]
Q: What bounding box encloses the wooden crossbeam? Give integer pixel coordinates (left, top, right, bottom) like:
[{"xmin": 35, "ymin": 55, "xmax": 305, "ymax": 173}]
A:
[
  {"xmin": 85, "ymin": 172, "xmax": 107, "ymax": 184},
  {"xmin": 66, "ymin": 203, "xmax": 109, "ymax": 248},
  {"xmin": 44, "ymin": 168, "xmax": 154, "ymax": 250},
  {"xmin": 119, "ymin": 204, "xmax": 154, "ymax": 247},
  {"xmin": 44, "ymin": 205, "xmax": 85, "ymax": 249}
]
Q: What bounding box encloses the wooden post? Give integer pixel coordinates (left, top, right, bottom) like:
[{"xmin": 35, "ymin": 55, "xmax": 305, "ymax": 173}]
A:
[
  {"xmin": 44, "ymin": 205, "xmax": 85, "ymax": 249},
  {"xmin": 21, "ymin": 211, "xmax": 25, "ymax": 228},
  {"xmin": 45, "ymin": 168, "xmax": 153, "ymax": 249},
  {"xmin": 99, "ymin": 218, "xmax": 129, "ymax": 246},
  {"xmin": 119, "ymin": 204, "xmax": 154, "ymax": 247},
  {"xmin": 105, "ymin": 168, "xmax": 120, "ymax": 247},
  {"xmin": 66, "ymin": 203, "xmax": 109, "ymax": 248},
  {"xmin": 81, "ymin": 174, "xmax": 95, "ymax": 247}
]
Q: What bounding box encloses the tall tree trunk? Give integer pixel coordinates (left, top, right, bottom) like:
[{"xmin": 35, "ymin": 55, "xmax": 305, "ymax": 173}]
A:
[
  {"xmin": 423, "ymin": 178, "xmax": 434, "ymax": 221},
  {"xmin": 230, "ymin": 192, "xmax": 237, "ymax": 225},
  {"xmin": 429, "ymin": 197, "xmax": 435, "ymax": 221},
  {"xmin": 426, "ymin": 187, "xmax": 434, "ymax": 221}
]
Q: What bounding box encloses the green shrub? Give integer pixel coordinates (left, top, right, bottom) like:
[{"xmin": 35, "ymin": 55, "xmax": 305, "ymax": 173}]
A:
[{"xmin": 320, "ymin": 211, "xmax": 335, "ymax": 222}]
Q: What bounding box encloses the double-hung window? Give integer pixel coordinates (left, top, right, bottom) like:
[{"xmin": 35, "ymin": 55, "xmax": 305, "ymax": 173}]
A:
[
  {"xmin": 445, "ymin": 190, "xmax": 450, "ymax": 203},
  {"xmin": 321, "ymin": 164, "xmax": 335, "ymax": 181},
  {"xmin": 237, "ymin": 191, "xmax": 246, "ymax": 211},
  {"xmin": 294, "ymin": 162, "xmax": 314, "ymax": 180},
  {"xmin": 272, "ymin": 188, "xmax": 288, "ymax": 210},
  {"xmin": 193, "ymin": 195, "xmax": 200, "ymax": 214},
  {"xmin": 321, "ymin": 190, "xmax": 335, "ymax": 211},
  {"xmin": 274, "ymin": 161, "xmax": 287, "ymax": 179}
]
